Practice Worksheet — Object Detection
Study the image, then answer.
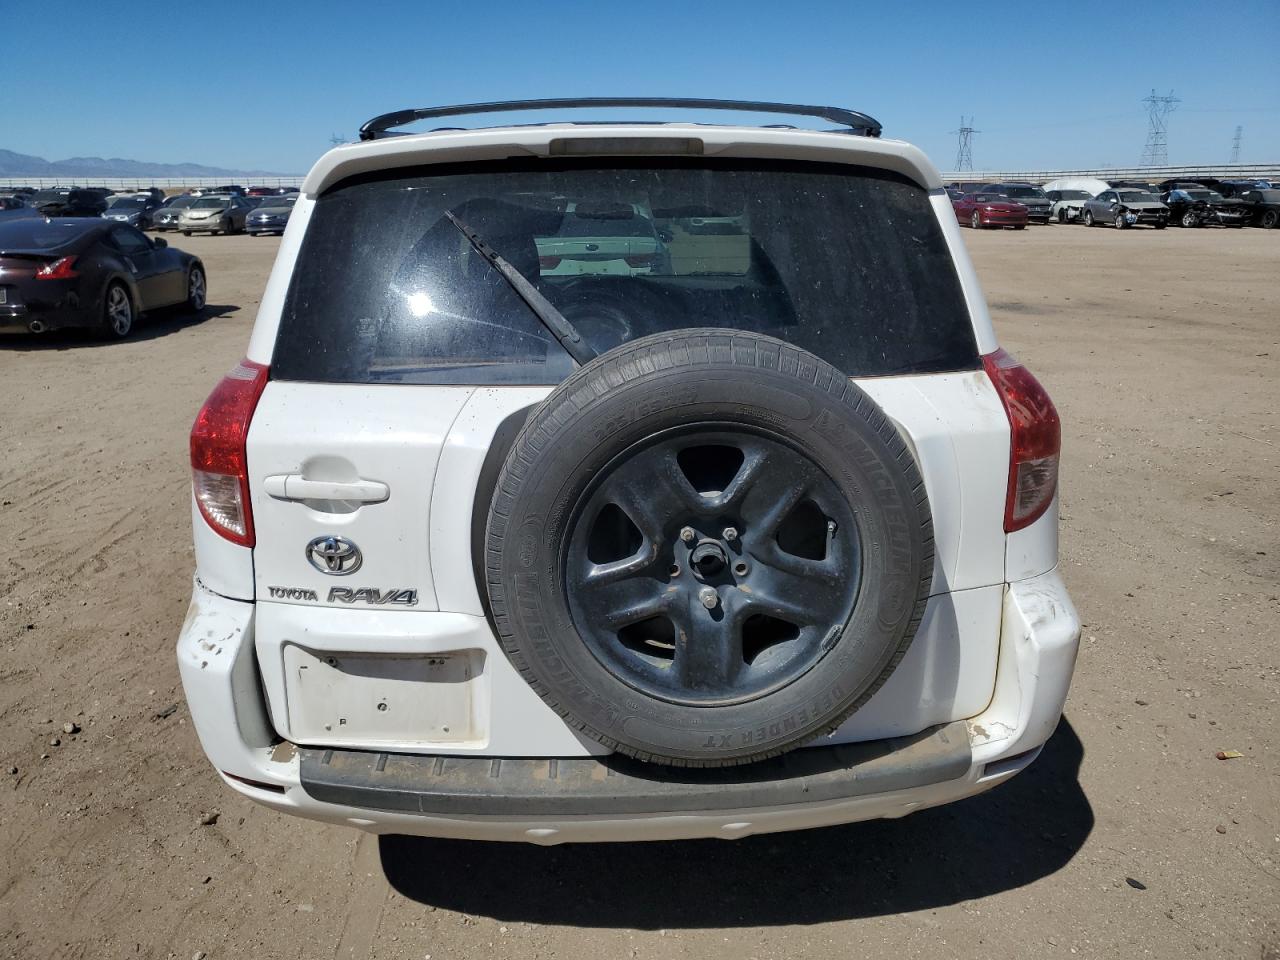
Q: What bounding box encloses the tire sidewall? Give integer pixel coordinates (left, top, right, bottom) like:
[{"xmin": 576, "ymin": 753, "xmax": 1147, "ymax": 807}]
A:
[{"xmin": 487, "ymin": 332, "xmax": 931, "ymax": 764}]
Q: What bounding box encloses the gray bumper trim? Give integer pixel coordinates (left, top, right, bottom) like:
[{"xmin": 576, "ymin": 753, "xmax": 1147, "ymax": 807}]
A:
[{"xmin": 298, "ymin": 721, "xmax": 971, "ymax": 817}]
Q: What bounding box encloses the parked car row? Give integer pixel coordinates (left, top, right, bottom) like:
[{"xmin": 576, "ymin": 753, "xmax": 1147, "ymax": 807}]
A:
[
  {"xmin": 946, "ymin": 176, "xmax": 1278, "ymax": 231},
  {"xmin": 0, "ymin": 184, "xmax": 301, "ymax": 236}
]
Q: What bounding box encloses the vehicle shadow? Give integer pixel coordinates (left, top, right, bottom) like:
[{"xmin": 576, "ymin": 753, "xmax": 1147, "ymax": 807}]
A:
[
  {"xmin": 0, "ymin": 303, "xmax": 238, "ymax": 350},
  {"xmin": 379, "ymin": 718, "xmax": 1091, "ymax": 928}
]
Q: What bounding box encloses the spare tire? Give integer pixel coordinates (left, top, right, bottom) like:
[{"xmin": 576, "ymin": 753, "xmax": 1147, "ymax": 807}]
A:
[{"xmin": 485, "ymin": 329, "xmax": 933, "ymax": 767}]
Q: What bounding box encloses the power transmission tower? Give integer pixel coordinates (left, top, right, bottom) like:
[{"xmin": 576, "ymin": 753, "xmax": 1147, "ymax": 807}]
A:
[
  {"xmin": 329, "ymin": 133, "xmax": 347, "ymax": 146},
  {"xmin": 1139, "ymin": 89, "xmax": 1179, "ymax": 167},
  {"xmin": 951, "ymin": 117, "xmax": 978, "ymax": 171},
  {"xmin": 1230, "ymin": 125, "xmax": 1242, "ymax": 164}
]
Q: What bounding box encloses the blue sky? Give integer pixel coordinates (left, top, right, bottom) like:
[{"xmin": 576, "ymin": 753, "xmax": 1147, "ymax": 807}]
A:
[{"xmin": 3, "ymin": 0, "xmax": 1277, "ymax": 174}]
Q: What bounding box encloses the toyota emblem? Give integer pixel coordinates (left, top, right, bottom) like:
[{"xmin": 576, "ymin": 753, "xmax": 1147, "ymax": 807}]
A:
[{"xmin": 305, "ymin": 535, "xmax": 362, "ymax": 575}]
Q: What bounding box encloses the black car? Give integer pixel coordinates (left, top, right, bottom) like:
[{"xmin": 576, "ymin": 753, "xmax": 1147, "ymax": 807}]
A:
[
  {"xmin": 0, "ymin": 195, "xmax": 27, "ymax": 210},
  {"xmin": 0, "ymin": 218, "xmax": 206, "ymax": 338},
  {"xmin": 1158, "ymin": 182, "xmax": 1250, "ymax": 228},
  {"xmin": 102, "ymin": 194, "xmax": 164, "ymax": 229},
  {"xmin": 986, "ymin": 183, "xmax": 1053, "ymax": 223},
  {"xmin": 29, "ymin": 188, "xmax": 109, "ymax": 217},
  {"xmin": 1215, "ymin": 180, "xmax": 1273, "ymax": 198},
  {"xmin": 1231, "ymin": 188, "xmax": 1280, "ymax": 228}
]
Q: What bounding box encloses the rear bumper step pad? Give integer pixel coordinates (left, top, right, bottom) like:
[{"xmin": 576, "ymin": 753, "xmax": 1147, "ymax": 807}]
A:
[{"xmin": 298, "ymin": 721, "xmax": 971, "ymax": 817}]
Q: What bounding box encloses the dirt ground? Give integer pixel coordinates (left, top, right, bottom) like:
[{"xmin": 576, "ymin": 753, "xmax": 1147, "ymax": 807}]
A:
[{"xmin": 2, "ymin": 224, "xmax": 1277, "ymax": 960}]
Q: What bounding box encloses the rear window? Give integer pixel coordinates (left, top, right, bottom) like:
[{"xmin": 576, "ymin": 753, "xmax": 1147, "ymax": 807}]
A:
[
  {"xmin": 0, "ymin": 219, "xmax": 94, "ymax": 249},
  {"xmin": 275, "ymin": 159, "xmax": 977, "ymax": 385}
]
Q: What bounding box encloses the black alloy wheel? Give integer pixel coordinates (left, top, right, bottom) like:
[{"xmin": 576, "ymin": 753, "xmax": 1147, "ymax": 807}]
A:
[{"xmin": 564, "ymin": 427, "xmax": 861, "ymax": 707}]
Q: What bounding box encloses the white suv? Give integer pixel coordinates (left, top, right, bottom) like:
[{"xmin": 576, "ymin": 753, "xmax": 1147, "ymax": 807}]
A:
[{"xmin": 178, "ymin": 98, "xmax": 1080, "ymax": 844}]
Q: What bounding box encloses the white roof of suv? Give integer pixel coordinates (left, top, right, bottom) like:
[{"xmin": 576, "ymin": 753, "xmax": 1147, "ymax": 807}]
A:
[
  {"xmin": 299, "ymin": 99, "xmax": 940, "ymax": 195},
  {"xmin": 305, "ymin": 125, "xmax": 944, "ymax": 195}
]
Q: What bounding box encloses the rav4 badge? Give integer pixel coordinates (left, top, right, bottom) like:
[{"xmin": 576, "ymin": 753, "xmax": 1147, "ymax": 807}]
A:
[{"xmin": 265, "ymin": 585, "xmax": 419, "ymax": 606}]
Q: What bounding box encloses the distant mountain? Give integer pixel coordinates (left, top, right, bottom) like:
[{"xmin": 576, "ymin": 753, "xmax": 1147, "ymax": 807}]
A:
[{"xmin": 0, "ymin": 148, "xmax": 296, "ymax": 179}]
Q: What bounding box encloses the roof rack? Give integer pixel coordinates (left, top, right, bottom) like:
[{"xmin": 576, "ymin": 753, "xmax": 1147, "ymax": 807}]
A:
[{"xmin": 357, "ymin": 98, "xmax": 882, "ymax": 141}]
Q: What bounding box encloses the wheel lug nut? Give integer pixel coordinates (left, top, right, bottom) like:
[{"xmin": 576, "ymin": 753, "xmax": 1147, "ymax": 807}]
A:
[
  {"xmin": 722, "ymin": 526, "xmax": 738, "ymax": 541},
  {"xmin": 698, "ymin": 587, "xmax": 719, "ymax": 609},
  {"xmin": 679, "ymin": 526, "xmax": 696, "ymax": 543}
]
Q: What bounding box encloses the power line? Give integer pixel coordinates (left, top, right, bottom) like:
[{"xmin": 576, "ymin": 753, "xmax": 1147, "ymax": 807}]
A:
[
  {"xmin": 1140, "ymin": 89, "xmax": 1179, "ymax": 166},
  {"xmin": 1230, "ymin": 125, "xmax": 1243, "ymax": 164},
  {"xmin": 950, "ymin": 116, "xmax": 978, "ymax": 172}
]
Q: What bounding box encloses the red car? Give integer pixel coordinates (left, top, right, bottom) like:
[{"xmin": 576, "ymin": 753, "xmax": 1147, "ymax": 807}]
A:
[{"xmin": 952, "ymin": 191, "xmax": 1028, "ymax": 230}]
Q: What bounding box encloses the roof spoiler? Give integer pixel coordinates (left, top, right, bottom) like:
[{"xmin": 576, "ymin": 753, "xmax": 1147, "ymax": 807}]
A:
[{"xmin": 358, "ymin": 98, "xmax": 883, "ymax": 141}]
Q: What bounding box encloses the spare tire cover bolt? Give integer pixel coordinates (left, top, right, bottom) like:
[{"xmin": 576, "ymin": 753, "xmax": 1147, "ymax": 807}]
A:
[
  {"xmin": 698, "ymin": 587, "xmax": 719, "ymax": 609},
  {"xmin": 679, "ymin": 526, "xmax": 696, "ymax": 542},
  {"xmin": 722, "ymin": 526, "xmax": 738, "ymax": 541}
]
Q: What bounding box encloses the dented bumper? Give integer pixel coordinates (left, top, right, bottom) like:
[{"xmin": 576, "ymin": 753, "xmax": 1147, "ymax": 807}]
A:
[{"xmin": 177, "ymin": 568, "xmax": 1080, "ymax": 843}]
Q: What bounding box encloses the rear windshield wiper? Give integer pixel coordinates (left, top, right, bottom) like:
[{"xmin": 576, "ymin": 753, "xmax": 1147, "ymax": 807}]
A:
[{"xmin": 443, "ymin": 210, "xmax": 597, "ymax": 366}]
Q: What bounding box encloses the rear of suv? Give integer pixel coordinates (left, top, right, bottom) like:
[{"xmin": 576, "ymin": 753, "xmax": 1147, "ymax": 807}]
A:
[{"xmin": 178, "ymin": 98, "xmax": 1080, "ymax": 843}]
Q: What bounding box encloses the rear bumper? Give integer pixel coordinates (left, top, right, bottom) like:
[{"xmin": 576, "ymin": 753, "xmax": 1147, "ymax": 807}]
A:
[
  {"xmin": 0, "ymin": 291, "xmax": 86, "ymax": 332},
  {"xmin": 300, "ymin": 721, "xmax": 972, "ymax": 817},
  {"xmin": 177, "ymin": 568, "xmax": 1080, "ymax": 843},
  {"xmin": 0, "ymin": 304, "xmax": 32, "ymax": 329}
]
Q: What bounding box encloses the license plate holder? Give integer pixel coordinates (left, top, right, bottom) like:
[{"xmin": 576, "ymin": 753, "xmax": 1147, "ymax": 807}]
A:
[{"xmin": 282, "ymin": 645, "xmax": 486, "ymax": 748}]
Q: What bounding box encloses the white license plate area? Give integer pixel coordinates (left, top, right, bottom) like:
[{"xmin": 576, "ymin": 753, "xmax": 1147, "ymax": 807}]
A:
[
  {"xmin": 283, "ymin": 645, "xmax": 485, "ymax": 748},
  {"xmin": 0, "ymin": 289, "xmax": 8, "ymax": 304}
]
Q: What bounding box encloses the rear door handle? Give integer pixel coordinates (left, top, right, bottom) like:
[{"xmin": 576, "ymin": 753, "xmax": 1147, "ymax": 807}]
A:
[{"xmin": 263, "ymin": 475, "xmax": 389, "ymax": 503}]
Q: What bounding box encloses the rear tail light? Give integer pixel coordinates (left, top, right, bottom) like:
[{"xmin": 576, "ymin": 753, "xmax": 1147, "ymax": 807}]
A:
[
  {"xmin": 983, "ymin": 348, "xmax": 1061, "ymax": 532},
  {"xmin": 190, "ymin": 360, "xmax": 269, "ymax": 546},
  {"xmin": 35, "ymin": 256, "xmax": 79, "ymax": 280},
  {"xmin": 538, "ymin": 255, "xmax": 562, "ymax": 269}
]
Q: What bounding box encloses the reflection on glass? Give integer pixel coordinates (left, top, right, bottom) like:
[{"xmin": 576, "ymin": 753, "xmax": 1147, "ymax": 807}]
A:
[{"xmin": 407, "ymin": 291, "xmax": 435, "ymax": 317}]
